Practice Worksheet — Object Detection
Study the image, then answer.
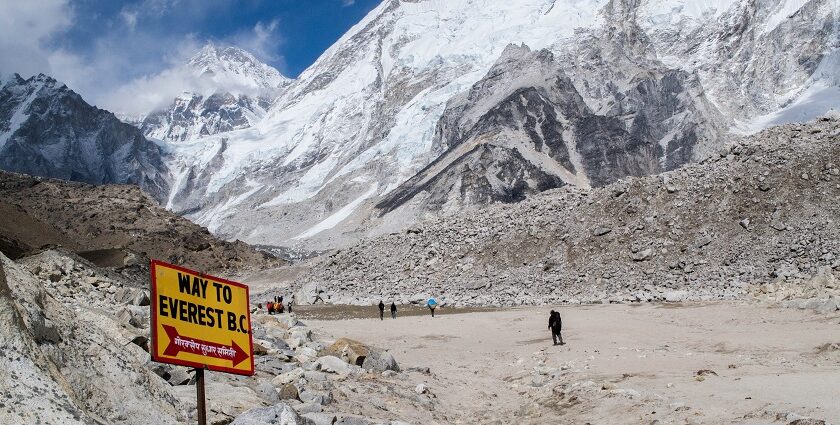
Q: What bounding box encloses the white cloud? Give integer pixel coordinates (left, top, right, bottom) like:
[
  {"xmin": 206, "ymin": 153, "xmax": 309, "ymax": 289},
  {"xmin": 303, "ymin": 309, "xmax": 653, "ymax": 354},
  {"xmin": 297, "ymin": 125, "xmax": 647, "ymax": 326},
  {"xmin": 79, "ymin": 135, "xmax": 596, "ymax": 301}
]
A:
[
  {"xmin": 230, "ymin": 20, "xmax": 284, "ymax": 64},
  {"xmin": 98, "ymin": 21, "xmax": 287, "ymax": 116},
  {"xmin": 342, "ymin": 0, "xmax": 356, "ymax": 6},
  {"xmin": 0, "ymin": 0, "xmax": 73, "ymax": 79},
  {"xmin": 121, "ymin": 9, "xmax": 139, "ymax": 32},
  {"xmin": 0, "ymin": 0, "xmax": 286, "ymax": 117}
]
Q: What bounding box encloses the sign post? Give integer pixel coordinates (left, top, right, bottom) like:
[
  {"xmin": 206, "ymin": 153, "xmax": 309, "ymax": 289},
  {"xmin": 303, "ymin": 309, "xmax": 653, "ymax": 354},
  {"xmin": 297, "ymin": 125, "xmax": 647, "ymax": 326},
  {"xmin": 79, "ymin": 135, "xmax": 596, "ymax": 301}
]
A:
[{"xmin": 150, "ymin": 260, "xmax": 254, "ymax": 424}]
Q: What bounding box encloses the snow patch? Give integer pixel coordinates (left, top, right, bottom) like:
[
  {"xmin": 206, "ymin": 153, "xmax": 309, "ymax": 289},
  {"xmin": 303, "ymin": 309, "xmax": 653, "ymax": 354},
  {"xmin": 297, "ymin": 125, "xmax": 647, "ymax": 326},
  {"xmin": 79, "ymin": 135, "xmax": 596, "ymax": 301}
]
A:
[{"xmin": 292, "ymin": 183, "xmax": 379, "ymax": 239}]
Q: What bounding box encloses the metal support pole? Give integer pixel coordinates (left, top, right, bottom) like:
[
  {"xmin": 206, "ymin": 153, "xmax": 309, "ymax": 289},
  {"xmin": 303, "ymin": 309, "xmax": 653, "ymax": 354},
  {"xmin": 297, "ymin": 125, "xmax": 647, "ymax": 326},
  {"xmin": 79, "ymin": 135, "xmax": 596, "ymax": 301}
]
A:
[{"xmin": 195, "ymin": 367, "xmax": 207, "ymax": 425}]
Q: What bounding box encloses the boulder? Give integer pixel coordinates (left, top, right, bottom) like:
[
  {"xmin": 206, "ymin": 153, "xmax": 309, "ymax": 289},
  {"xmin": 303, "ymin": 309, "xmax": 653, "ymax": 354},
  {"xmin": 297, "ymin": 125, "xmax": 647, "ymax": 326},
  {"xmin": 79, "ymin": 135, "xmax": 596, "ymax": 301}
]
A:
[
  {"xmin": 315, "ymin": 356, "xmax": 352, "ymax": 375},
  {"xmin": 114, "ymin": 287, "xmax": 150, "ymax": 306},
  {"xmin": 592, "ymin": 227, "xmax": 612, "ymax": 236},
  {"xmin": 336, "ymin": 417, "xmax": 372, "ymax": 425},
  {"xmin": 299, "ymin": 390, "xmax": 331, "ymax": 405},
  {"xmin": 230, "ymin": 403, "xmax": 314, "ymax": 425},
  {"xmin": 815, "ymin": 299, "xmax": 838, "ymax": 314},
  {"xmin": 302, "ymin": 412, "xmax": 338, "ymax": 425},
  {"xmin": 631, "ymin": 248, "xmax": 654, "ymax": 262},
  {"xmin": 273, "ymin": 369, "xmax": 305, "ymax": 386},
  {"xmin": 361, "ymin": 350, "xmax": 399, "ymax": 372},
  {"xmin": 321, "ymin": 338, "xmax": 370, "ymax": 367},
  {"xmin": 255, "ymin": 381, "xmax": 280, "ymax": 404},
  {"xmin": 277, "ymin": 383, "xmax": 300, "ymax": 401}
]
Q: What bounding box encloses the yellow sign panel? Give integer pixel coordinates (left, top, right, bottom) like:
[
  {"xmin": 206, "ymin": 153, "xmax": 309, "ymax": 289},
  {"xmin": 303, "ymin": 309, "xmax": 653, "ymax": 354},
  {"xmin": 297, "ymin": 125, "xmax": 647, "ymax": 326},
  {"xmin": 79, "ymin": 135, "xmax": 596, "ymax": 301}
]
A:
[{"xmin": 150, "ymin": 260, "xmax": 254, "ymax": 375}]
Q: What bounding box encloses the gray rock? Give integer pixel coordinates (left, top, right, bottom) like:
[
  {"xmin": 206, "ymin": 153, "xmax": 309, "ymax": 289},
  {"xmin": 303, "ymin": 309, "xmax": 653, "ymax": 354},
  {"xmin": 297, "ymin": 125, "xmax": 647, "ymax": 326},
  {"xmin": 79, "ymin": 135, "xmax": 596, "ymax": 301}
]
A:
[
  {"xmin": 316, "ymin": 356, "xmax": 352, "ymax": 375},
  {"xmin": 336, "ymin": 417, "xmax": 372, "ymax": 425},
  {"xmin": 302, "ymin": 412, "xmax": 337, "ymax": 425},
  {"xmin": 815, "ymin": 299, "xmax": 838, "ymax": 314},
  {"xmin": 277, "ymin": 383, "xmax": 299, "ymax": 401},
  {"xmin": 230, "ymin": 403, "xmax": 314, "ymax": 425},
  {"xmin": 592, "ymin": 227, "xmax": 612, "ymax": 236},
  {"xmin": 298, "ymin": 390, "xmax": 331, "ymax": 406},
  {"xmin": 361, "ymin": 350, "xmax": 399, "ymax": 372},
  {"xmin": 296, "ymin": 403, "xmax": 323, "ymax": 414},
  {"xmin": 631, "ymin": 248, "xmax": 654, "ymax": 262},
  {"xmin": 255, "ymin": 381, "xmax": 280, "ymax": 404}
]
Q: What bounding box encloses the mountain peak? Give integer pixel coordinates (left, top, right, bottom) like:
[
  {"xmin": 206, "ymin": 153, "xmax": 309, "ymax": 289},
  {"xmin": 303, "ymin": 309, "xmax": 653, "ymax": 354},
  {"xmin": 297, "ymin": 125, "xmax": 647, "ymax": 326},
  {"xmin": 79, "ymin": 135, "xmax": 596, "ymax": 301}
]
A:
[{"xmin": 185, "ymin": 42, "xmax": 291, "ymax": 92}]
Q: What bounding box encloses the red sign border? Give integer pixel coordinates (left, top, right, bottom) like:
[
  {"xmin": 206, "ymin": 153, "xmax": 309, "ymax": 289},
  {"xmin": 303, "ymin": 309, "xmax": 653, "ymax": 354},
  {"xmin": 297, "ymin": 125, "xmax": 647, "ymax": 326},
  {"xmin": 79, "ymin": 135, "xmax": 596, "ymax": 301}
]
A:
[{"xmin": 150, "ymin": 259, "xmax": 255, "ymax": 376}]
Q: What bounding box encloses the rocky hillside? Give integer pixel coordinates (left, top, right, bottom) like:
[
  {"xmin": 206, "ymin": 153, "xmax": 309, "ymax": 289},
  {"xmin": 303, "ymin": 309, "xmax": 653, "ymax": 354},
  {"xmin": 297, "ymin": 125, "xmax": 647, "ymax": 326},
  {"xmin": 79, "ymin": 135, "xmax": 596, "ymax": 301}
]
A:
[
  {"xmin": 0, "ymin": 170, "xmax": 279, "ymax": 274},
  {"xmin": 0, "ymin": 74, "xmax": 171, "ymax": 202},
  {"xmin": 296, "ymin": 117, "xmax": 840, "ymax": 306},
  {"xmin": 1, "ymin": 246, "xmax": 444, "ymax": 424}
]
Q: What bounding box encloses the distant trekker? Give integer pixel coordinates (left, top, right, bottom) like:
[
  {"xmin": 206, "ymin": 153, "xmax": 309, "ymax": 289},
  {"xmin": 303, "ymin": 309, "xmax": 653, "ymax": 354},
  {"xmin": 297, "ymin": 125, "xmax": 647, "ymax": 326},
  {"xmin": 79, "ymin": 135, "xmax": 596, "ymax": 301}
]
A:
[
  {"xmin": 390, "ymin": 302, "xmax": 397, "ymax": 319},
  {"xmin": 427, "ymin": 298, "xmax": 438, "ymax": 317},
  {"xmin": 378, "ymin": 300, "xmax": 385, "ymax": 320},
  {"xmin": 548, "ymin": 310, "xmax": 564, "ymax": 346},
  {"xmin": 287, "ymin": 301, "xmax": 293, "ymax": 313}
]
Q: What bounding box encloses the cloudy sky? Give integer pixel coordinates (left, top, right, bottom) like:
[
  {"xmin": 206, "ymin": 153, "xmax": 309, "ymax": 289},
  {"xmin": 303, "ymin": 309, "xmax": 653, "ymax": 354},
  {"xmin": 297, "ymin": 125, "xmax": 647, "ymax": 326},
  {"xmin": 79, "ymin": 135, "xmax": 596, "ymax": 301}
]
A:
[{"xmin": 0, "ymin": 0, "xmax": 380, "ymax": 114}]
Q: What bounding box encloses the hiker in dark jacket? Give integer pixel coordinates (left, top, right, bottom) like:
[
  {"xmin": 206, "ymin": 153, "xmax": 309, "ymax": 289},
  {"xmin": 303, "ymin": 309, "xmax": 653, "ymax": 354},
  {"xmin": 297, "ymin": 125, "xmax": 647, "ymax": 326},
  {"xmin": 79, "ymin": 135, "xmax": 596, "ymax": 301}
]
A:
[
  {"xmin": 378, "ymin": 300, "xmax": 385, "ymax": 320},
  {"xmin": 390, "ymin": 302, "xmax": 397, "ymax": 319},
  {"xmin": 548, "ymin": 310, "xmax": 564, "ymax": 345}
]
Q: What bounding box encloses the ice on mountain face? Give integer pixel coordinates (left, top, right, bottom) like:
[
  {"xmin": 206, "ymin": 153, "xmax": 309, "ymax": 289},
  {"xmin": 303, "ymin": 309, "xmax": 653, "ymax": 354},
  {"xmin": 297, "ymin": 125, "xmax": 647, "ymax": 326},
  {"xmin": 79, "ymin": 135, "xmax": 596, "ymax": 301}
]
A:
[
  {"xmin": 763, "ymin": 0, "xmax": 809, "ymax": 35},
  {"xmin": 0, "ymin": 76, "xmax": 43, "ymax": 149},
  {"xmin": 639, "ymin": 0, "xmax": 738, "ymax": 26},
  {"xmin": 742, "ymin": 49, "xmax": 840, "ymax": 132},
  {"xmin": 293, "ymin": 183, "xmax": 379, "ymax": 240}
]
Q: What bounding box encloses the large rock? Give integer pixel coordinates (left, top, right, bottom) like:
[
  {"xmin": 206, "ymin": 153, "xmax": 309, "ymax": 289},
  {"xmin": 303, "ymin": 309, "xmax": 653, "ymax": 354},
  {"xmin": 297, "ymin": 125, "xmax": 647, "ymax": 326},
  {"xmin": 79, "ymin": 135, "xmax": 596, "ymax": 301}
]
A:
[
  {"xmin": 114, "ymin": 287, "xmax": 151, "ymax": 306},
  {"xmin": 0, "ymin": 252, "xmax": 186, "ymax": 424},
  {"xmin": 302, "ymin": 412, "xmax": 338, "ymax": 425},
  {"xmin": 315, "ymin": 356, "xmax": 353, "ymax": 375},
  {"xmin": 321, "ymin": 338, "xmax": 370, "ymax": 367},
  {"xmin": 231, "ymin": 403, "xmax": 314, "ymax": 425},
  {"xmin": 361, "ymin": 350, "xmax": 399, "ymax": 373}
]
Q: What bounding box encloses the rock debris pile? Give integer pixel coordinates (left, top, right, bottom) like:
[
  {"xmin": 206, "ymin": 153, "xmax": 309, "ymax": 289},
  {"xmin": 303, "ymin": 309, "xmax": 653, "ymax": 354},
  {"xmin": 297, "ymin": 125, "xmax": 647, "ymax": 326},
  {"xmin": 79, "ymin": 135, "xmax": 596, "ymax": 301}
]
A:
[
  {"xmin": 298, "ymin": 118, "xmax": 840, "ymax": 308},
  {"xmin": 0, "ymin": 248, "xmax": 442, "ymax": 424}
]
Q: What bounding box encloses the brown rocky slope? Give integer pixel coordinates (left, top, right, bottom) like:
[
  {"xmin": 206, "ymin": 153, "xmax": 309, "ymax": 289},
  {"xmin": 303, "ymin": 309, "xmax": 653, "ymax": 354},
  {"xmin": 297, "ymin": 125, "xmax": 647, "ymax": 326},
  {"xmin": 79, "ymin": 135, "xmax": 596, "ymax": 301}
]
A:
[{"xmin": 0, "ymin": 171, "xmax": 281, "ymax": 273}]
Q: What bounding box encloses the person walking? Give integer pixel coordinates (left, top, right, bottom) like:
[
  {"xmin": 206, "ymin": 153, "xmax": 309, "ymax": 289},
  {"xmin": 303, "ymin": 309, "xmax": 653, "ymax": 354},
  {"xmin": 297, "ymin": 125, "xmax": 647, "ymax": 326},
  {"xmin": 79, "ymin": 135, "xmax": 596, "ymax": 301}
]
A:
[
  {"xmin": 548, "ymin": 310, "xmax": 564, "ymax": 346},
  {"xmin": 378, "ymin": 300, "xmax": 385, "ymax": 320},
  {"xmin": 287, "ymin": 300, "xmax": 293, "ymax": 313},
  {"xmin": 390, "ymin": 302, "xmax": 397, "ymax": 319},
  {"xmin": 427, "ymin": 298, "xmax": 438, "ymax": 317}
]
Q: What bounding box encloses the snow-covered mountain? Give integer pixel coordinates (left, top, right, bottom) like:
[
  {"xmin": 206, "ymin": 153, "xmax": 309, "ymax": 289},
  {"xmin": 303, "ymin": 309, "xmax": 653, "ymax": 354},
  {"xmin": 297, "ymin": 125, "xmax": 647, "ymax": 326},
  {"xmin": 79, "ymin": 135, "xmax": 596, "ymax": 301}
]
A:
[
  {"xmin": 159, "ymin": 0, "xmax": 838, "ymax": 251},
  {"xmin": 2, "ymin": 0, "xmax": 838, "ymax": 253},
  {"xmin": 130, "ymin": 44, "xmax": 291, "ymax": 142},
  {"xmin": 0, "ymin": 74, "xmax": 170, "ymax": 201}
]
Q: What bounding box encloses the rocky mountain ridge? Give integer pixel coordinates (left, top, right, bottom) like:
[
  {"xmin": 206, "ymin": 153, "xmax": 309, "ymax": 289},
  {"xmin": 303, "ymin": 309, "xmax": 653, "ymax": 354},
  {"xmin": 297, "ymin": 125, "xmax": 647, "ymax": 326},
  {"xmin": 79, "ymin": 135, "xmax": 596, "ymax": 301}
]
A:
[
  {"xmin": 295, "ymin": 117, "xmax": 840, "ymax": 307},
  {"xmin": 0, "ymin": 73, "xmax": 171, "ymax": 202},
  {"xmin": 0, "ymin": 170, "xmax": 280, "ymax": 274}
]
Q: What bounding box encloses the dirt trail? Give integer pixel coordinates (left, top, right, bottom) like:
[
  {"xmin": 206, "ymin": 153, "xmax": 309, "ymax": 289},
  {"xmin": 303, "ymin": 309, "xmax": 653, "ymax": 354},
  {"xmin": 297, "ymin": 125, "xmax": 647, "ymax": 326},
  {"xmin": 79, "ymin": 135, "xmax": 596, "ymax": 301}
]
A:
[{"xmin": 307, "ymin": 302, "xmax": 840, "ymax": 424}]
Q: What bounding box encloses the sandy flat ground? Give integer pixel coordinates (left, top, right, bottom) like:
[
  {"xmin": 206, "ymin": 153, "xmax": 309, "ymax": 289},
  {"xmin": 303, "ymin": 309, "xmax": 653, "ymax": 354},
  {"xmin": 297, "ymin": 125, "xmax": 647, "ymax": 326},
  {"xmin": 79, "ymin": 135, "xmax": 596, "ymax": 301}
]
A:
[{"xmin": 306, "ymin": 302, "xmax": 840, "ymax": 424}]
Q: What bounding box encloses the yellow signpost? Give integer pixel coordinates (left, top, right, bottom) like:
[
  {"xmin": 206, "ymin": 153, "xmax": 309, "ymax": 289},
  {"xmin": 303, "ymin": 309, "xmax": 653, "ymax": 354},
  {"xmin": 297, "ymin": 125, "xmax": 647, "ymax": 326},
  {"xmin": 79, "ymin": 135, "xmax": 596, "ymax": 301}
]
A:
[{"xmin": 150, "ymin": 260, "xmax": 254, "ymax": 424}]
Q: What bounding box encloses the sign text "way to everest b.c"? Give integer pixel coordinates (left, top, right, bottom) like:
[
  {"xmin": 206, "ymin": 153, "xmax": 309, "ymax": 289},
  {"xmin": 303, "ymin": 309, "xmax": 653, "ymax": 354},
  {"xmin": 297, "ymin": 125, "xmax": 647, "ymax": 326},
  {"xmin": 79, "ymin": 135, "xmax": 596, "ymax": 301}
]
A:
[{"xmin": 150, "ymin": 260, "xmax": 254, "ymax": 376}]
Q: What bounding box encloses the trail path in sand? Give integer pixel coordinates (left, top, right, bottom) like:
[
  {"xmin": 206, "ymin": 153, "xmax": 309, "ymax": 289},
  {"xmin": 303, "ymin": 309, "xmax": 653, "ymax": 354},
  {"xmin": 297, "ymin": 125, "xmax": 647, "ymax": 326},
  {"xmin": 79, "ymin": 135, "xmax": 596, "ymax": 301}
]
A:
[{"xmin": 306, "ymin": 302, "xmax": 840, "ymax": 424}]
